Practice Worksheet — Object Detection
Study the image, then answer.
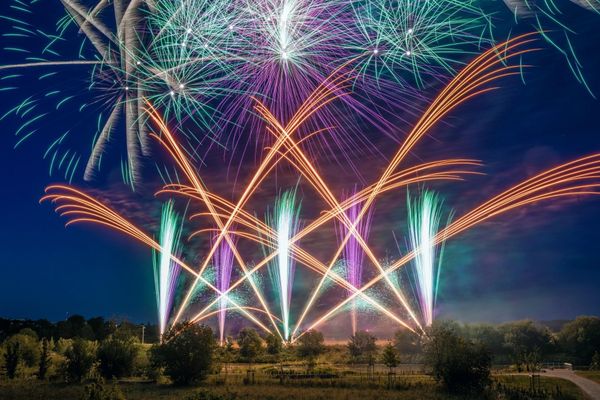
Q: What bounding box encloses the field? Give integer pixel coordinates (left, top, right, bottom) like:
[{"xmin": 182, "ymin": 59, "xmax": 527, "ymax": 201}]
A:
[{"xmin": 0, "ymin": 374, "xmax": 588, "ymax": 400}]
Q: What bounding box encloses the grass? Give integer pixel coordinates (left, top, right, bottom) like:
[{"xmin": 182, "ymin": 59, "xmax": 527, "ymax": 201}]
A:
[
  {"xmin": 575, "ymin": 370, "xmax": 600, "ymax": 384},
  {"xmin": 494, "ymin": 375, "xmax": 587, "ymax": 399},
  {"xmin": 0, "ymin": 374, "xmax": 589, "ymax": 400}
]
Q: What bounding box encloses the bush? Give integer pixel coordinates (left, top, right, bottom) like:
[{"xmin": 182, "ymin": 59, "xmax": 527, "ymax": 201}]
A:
[
  {"xmin": 296, "ymin": 330, "xmax": 324, "ymax": 371},
  {"xmin": 38, "ymin": 337, "xmax": 52, "ymax": 380},
  {"xmin": 64, "ymin": 338, "xmax": 98, "ymax": 382},
  {"xmin": 237, "ymin": 328, "xmax": 263, "ymax": 363},
  {"xmin": 424, "ymin": 322, "xmax": 491, "ymax": 394},
  {"xmin": 4, "ymin": 340, "xmax": 20, "ymax": 379},
  {"xmin": 82, "ymin": 378, "xmax": 126, "ymax": 400},
  {"xmin": 5, "ymin": 333, "xmax": 40, "ymax": 367},
  {"xmin": 150, "ymin": 323, "xmax": 215, "ymax": 385},
  {"xmin": 97, "ymin": 335, "xmax": 138, "ymax": 379}
]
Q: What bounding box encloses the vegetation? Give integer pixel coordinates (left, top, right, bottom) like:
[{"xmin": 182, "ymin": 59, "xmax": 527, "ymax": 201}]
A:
[
  {"xmin": 423, "ymin": 322, "xmax": 491, "ymax": 394},
  {"xmin": 237, "ymin": 328, "xmax": 263, "ymax": 370},
  {"xmin": 558, "ymin": 316, "xmax": 600, "ymax": 365},
  {"xmin": 0, "ymin": 375, "xmax": 588, "ymax": 400},
  {"xmin": 347, "ymin": 331, "xmax": 378, "ymax": 367},
  {"xmin": 1, "ymin": 315, "xmax": 599, "ymax": 399},
  {"xmin": 381, "ymin": 342, "xmax": 399, "ymax": 373},
  {"xmin": 64, "ymin": 338, "xmax": 98, "ymax": 382},
  {"xmin": 97, "ymin": 335, "xmax": 138, "ymax": 379},
  {"xmin": 38, "ymin": 338, "xmax": 51, "ymax": 380},
  {"xmin": 150, "ymin": 324, "xmax": 216, "ymax": 385},
  {"xmin": 296, "ymin": 330, "xmax": 324, "ymax": 372}
]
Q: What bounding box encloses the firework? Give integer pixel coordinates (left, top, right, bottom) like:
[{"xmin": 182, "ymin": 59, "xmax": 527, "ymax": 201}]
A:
[
  {"xmin": 348, "ymin": 0, "xmax": 492, "ymax": 88},
  {"xmin": 37, "ymin": 31, "xmax": 600, "ymax": 343},
  {"xmin": 336, "ymin": 190, "xmax": 374, "ymax": 334},
  {"xmin": 213, "ymin": 237, "xmax": 236, "ymax": 345},
  {"xmin": 153, "ymin": 200, "xmax": 182, "ymax": 339},
  {"xmin": 406, "ymin": 190, "xmax": 449, "ymax": 327},
  {"xmin": 265, "ymin": 189, "xmax": 302, "ymax": 341}
]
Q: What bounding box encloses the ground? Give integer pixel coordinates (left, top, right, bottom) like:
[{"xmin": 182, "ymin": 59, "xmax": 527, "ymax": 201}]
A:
[{"xmin": 0, "ymin": 374, "xmax": 588, "ymax": 400}]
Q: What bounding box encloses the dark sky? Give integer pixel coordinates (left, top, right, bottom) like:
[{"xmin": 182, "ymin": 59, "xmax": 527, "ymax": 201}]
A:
[{"xmin": 1, "ymin": 2, "xmax": 599, "ymax": 334}]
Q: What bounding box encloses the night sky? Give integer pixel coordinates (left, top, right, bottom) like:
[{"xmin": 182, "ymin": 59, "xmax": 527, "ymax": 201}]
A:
[{"xmin": 1, "ymin": 2, "xmax": 599, "ymax": 334}]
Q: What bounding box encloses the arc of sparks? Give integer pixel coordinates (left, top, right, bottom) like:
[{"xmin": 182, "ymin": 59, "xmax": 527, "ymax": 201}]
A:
[{"xmin": 295, "ymin": 153, "xmax": 600, "ymax": 339}]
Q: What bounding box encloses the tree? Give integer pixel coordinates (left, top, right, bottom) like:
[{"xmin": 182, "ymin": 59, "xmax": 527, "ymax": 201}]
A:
[
  {"xmin": 38, "ymin": 338, "xmax": 52, "ymax": 380},
  {"xmin": 237, "ymin": 328, "xmax": 263, "ymax": 370},
  {"xmin": 503, "ymin": 320, "xmax": 553, "ymax": 371},
  {"xmin": 97, "ymin": 335, "xmax": 138, "ymax": 379},
  {"xmin": 382, "ymin": 342, "xmax": 399, "ymax": 373},
  {"xmin": 150, "ymin": 323, "xmax": 215, "ymax": 385},
  {"xmin": 347, "ymin": 331, "xmax": 378, "ymax": 366},
  {"xmin": 394, "ymin": 329, "xmax": 421, "ymax": 361},
  {"xmin": 265, "ymin": 332, "xmax": 283, "ymax": 356},
  {"xmin": 296, "ymin": 330, "xmax": 324, "ymax": 372},
  {"xmin": 4, "ymin": 340, "xmax": 20, "ymax": 379},
  {"xmin": 64, "ymin": 338, "xmax": 98, "ymax": 382},
  {"xmin": 5, "ymin": 333, "xmax": 40, "ymax": 367},
  {"xmin": 382, "ymin": 342, "xmax": 399, "ymax": 388},
  {"xmin": 559, "ymin": 316, "xmax": 600, "ymax": 364},
  {"xmin": 423, "ymin": 322, "xmax": 491, "ymax": 394},
  {"xmin": 19, "ymin": 328, "xmax": 39, "ymax": 340},
  {"xmin": 88, "ymin": 317, "xmax": 111, "ymax": 341}
]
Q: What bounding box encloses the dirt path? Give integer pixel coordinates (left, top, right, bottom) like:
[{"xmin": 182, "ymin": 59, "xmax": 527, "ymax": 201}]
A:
[{"xmin": 543, "ymin": 369, "xmax": 600, "ymax": 399}]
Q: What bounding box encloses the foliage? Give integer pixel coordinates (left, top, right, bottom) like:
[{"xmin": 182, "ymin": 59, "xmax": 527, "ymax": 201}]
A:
[
  {"xmin": 296, "ymin": 330, "xmax": 324, "ymax": 371},
  {"xmin": 64, "ymin": 338, "xmax": 98, "ymax": 382},
  {"xmin": 347, "ymin": 331, "xmax": 377, "ymax": 365},
  {"xmin": 381, "ymin": 342, "xmax": 399, "ymax": 371},
  {"xmin": 558, "ymin": 316, "xmax": 600, "ymax": 365},
  {"xmin": 54, "ymin": 338, "xmax": 74, "ymax": 355},
  {"xmin": 150, "ymin": 323, "xmax": 215, "ymax": 385},
  {"xmin": 423, "ymin": 322, "xmax": 491, "ymax": 394},
  {"xmin": 264, "ymin": 333, "xmax": 282, "ymax": 356},
  {"xmin": 82, "ymin": 378, "xmax": 126, "ymax": 400},
  {"xmin": 97, "ymin": 335, "xmax": 139, "ymax": 379},
  {"xmin": 19, "ymin": 328, "xmax": 39, "ymax": 340},
  {"xmin": 502, "ymin": 320, "xmax": 553, "ymax": 371},
  {"xmin": 4, "ymin": 339, "xmax": 20, "ymax": 379},
  {"xmin": 38, "ymin": 337, "xmax": 51, "ymax": 380},
  {"xmin": 394, "ymin": 330, "xmax": 422, "ymax": 361},
  {"xmin": 5, "ymin": 333, "xmax": 40, "ymax": 367},
  {"xmin": 237, "ymin": 328, "xmax": 263, "ymax": 365}
]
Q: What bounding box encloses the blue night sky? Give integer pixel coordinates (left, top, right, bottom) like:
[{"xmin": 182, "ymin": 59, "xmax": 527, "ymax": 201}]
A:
[{"xmin": 0, "ymin": 1, "xmax": 599, "ymax": 332}]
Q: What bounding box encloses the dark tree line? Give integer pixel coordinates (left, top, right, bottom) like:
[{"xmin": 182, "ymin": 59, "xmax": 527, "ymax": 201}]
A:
[
  {"xmin": 0, "ymin": 316, "xmax": 158, "ymax": 343},
  {"xmin": 394, "ymin": 317, "xmax": 600, "ymax": 368}
]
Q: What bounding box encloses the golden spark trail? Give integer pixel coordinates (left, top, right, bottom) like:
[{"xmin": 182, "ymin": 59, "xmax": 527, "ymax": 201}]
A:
[
  {"xmin": 297, "ymin": 154, "xmax": 600, "ymax": 337},
  {"xmin": 41, "ymin": 185, "xmax": 275, "ymax": 334},
  {"xmin": 291, "ymin": 33, "xmax": 540, "ymax": 339}
]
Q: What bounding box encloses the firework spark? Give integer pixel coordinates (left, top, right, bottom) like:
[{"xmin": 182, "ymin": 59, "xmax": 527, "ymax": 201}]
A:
[
  {"xmin": 153, "ymin": 200, "xmax": 182, "ymax": 338},
  {"xmin": 406, "ymin": 190, "xmax": 449, "ymax": 327}
]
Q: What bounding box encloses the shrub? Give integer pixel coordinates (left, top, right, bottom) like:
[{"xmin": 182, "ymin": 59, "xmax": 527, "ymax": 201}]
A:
[
  {"xmin": 296, "ymin": 330, "xmax": 324, "ymax": 372},
  {"xmin": 38, "ymin": 337, "xmax": 52, "ymax": 380},
  {"xmin": 424, "ymin": 322, "xmax": 491, "ymax": 394},
  {"xmin": 5, "ymin": 333, "xmax": 40, "ymax": 367},
  {"xmin": 64, "ymin": 338, "xmax": 98, "ymax": 382},
  {"xmin": 265, "ymin": 332, "xmax": 282, "ymax": 356},
  {"xmin": 4, "ymin": 340, "xmax": 20, "ymax": 379},
  {"xmin": 97, "ymin": 335, "xmax": 138, "ymax": 379},
  {"xmin": 82, "ymin": 378, "xmax": 126, "ymax": 400},
  {"xmin": 237, "ymin": 328, "xmax": 263, "ymax": 368},
  {"xmin": 150, "ymin": 323, "xmax": 215, "ymax": 385}
]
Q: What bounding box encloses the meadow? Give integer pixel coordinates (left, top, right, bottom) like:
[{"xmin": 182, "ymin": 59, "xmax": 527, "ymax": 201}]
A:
[{"xmin": 0, "ymin": 372, "xmax": 588, "ymax": 400}]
